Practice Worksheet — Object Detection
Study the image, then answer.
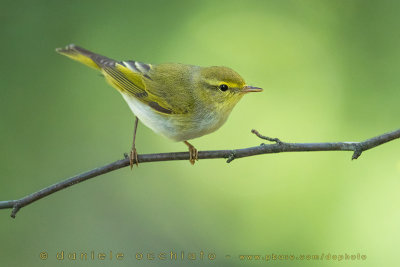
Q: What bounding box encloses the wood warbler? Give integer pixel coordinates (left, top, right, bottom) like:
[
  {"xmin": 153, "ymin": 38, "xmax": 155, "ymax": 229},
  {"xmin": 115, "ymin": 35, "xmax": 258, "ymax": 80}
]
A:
[{"xmin": 56, "ymin": 44, "xmax": 262, "ymax": 166}]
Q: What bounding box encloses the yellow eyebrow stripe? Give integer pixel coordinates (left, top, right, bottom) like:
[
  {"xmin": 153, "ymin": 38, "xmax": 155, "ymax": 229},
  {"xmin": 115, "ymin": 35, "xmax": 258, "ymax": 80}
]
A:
[{"xmin": 219, "ymin": 81, "xmax": 240, "ymax": 88}]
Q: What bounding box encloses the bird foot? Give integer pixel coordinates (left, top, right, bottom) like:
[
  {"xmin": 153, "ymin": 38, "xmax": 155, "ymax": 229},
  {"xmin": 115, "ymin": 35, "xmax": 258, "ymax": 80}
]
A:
[
  {"xmin": 184, "ymin": 141, "xmax": 198, "ymax": 165},
  {"xmin": 129, "ymin": 148, "xmax": 139, "ymax": 169}
]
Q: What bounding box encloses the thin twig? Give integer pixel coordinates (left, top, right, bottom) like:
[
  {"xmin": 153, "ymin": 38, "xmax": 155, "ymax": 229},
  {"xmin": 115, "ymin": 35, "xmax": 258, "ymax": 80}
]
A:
[
  {"xmin": 0, "ymin": 128, "xmax": 399, "ymax": 218},
  {"xmin": 251, "ymin": 129, "xmax": 283, "ymax": 144}
]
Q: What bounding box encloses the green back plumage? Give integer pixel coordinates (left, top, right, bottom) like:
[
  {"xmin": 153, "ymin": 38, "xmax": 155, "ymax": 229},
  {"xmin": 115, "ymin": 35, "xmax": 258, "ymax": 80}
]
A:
[
  {"xmin": 56, "ymin": 44, "xmax": 248, "ymax": 119},
  {"xmin": 56, "ymin": 45, "xmax": 196, "ymax": 115}
]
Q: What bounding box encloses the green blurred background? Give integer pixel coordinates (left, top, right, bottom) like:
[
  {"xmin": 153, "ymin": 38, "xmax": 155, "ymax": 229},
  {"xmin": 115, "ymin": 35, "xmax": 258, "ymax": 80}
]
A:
[{"xmin": 1, "ymin": 0, "xmax": 399, "ymax": 266}]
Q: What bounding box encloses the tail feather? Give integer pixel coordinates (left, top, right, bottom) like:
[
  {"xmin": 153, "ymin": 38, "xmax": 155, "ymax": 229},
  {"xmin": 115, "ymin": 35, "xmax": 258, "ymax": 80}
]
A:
[{"xmin": 55, "ymin": 44, "xmax": 116, "ymax": 70}]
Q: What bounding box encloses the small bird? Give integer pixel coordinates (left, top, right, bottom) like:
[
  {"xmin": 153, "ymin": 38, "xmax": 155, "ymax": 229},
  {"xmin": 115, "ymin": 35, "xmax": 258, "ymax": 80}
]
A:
[{"xmin": 56, "ymin": 44, "xmax": 262, "ymax": 167}]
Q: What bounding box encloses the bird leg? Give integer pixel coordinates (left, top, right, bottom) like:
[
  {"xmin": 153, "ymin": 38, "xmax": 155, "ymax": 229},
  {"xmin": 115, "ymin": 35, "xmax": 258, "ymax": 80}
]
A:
[
  {"xmin": 129, "ymin": 117, "xmax": 139, "ymax": 169},
  {"xmin": 184, "ymin": 141, "xmax": 198, "ymax": 165}
]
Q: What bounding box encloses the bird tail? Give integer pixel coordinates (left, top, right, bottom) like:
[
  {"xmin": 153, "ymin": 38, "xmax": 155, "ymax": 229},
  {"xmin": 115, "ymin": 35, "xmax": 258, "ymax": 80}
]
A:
[{"xmin": 55, "ymin": 44, "xmax": 116, "ymax": 70}]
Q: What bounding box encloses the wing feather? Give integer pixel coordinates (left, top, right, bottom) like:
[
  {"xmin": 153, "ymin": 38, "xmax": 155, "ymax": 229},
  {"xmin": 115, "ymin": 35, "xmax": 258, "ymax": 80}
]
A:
[
  {"xmin": 102, "ymin": 62, "xmax": 173, "ymax": 114},
  {"xmin": 102, "ymin": 65, "xmax": 148, "ymax": 97},
  {"xmin": 57, "ymin": 45, "xmax": 173, "ymax": 115}
]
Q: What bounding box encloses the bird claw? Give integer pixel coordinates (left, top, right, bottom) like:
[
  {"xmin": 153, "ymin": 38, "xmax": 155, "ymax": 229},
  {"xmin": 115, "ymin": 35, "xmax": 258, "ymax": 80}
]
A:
[
  {"xmin": 129, "ymin": 148, "xmax": 139, "ymax": 169},
  {"xmin": 188, "ymin": 146, "xmax": 198, "ymax": 165},
  {"xmin": 183, "ymin": 141, "xmax": 198, "ymax": 165}
]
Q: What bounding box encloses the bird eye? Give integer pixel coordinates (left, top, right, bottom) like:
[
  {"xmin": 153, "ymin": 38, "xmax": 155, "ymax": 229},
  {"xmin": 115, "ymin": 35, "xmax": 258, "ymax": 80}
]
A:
[{"xmin": 219, "ymin": 84, "xmax": 228, "ymax": 91}]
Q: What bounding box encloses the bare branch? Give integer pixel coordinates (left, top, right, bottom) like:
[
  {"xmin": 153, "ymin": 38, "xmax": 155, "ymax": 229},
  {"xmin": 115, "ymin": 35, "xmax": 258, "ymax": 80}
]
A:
[{"xmin": 1, "ymin": 128, "xmax": 399, "ymax": 218}]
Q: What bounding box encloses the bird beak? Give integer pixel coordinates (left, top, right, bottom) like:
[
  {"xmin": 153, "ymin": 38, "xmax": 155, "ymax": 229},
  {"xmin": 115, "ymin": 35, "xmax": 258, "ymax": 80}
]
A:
[{"xmin": 242, "ymin": 85, "xmax": 263, "ymax": 93}]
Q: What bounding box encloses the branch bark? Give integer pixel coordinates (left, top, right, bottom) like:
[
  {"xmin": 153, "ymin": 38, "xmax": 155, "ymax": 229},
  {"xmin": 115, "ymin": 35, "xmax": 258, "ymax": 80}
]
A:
[{"xmin": 1, "ymin": 128, "xmax": 399, "ymax": 218}]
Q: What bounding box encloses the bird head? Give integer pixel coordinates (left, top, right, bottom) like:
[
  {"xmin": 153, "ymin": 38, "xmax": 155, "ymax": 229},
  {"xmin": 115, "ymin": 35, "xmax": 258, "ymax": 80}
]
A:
[{"xmin": 198, "ymin": 66, "xmax": 262, "ymax": 111}]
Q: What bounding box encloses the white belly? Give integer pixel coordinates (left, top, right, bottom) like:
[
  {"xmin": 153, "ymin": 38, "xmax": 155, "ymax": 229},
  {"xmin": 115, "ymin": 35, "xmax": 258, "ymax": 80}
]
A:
[
  {"xmin": 121, "ymin": 93, "xmax": 179, "ymax": 140},
  {"xmin": 121, "ymin": 93, "xmax": 227, "ymax": 142}
]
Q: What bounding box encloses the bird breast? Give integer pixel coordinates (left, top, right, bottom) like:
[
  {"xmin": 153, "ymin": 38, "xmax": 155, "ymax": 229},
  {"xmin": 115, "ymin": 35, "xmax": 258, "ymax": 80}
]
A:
[{"xmin": 121, "ymin": 93, "xmax": 228, "ymax": 142}]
